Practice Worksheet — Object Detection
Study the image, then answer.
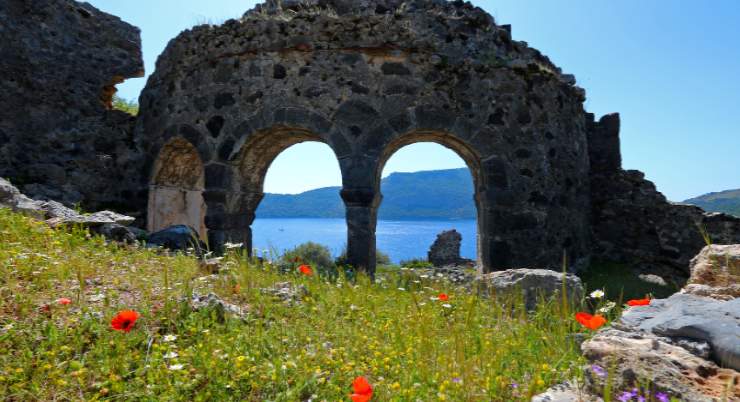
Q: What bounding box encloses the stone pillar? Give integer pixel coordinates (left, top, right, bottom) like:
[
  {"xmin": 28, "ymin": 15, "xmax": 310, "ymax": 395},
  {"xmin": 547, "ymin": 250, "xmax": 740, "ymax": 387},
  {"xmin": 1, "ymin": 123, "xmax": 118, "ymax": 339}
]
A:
[
  {"xmin": 203, "ymin": 190, "xmax": 261, "ymax": 255},
  {"xmin": 341, "ymin": 187, "xmax": 379, "ymax": 276}
]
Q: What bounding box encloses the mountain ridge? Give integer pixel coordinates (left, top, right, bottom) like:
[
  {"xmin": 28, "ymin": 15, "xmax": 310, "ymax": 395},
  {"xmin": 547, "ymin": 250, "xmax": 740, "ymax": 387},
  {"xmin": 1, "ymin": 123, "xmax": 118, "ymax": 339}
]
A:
[
  {"xmin": 257, "ymin": 168, "xmax": 476, "ymax": 220},
  {"xmin": 683, "ymin": 188, "xmax": 740, "ymax": 217}
]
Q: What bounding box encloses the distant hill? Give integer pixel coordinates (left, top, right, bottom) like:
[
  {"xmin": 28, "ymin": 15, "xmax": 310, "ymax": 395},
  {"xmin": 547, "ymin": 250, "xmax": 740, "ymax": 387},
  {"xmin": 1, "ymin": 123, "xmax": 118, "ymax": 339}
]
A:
[
  {"xmin": 683, "ymin": 189, "xmax": 740, "ymax": 217},
  {"xmin": 257, "ymin": 168, "xmax": 476, "ymax": 220}
]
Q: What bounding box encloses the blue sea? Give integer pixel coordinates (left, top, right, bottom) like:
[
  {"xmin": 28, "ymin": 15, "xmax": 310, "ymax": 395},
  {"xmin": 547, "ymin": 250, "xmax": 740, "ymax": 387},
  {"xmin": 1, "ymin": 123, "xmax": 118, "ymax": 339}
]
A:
[{"xmin": 251, "ymin": 218, "xmax": 477, "ymax": 263}]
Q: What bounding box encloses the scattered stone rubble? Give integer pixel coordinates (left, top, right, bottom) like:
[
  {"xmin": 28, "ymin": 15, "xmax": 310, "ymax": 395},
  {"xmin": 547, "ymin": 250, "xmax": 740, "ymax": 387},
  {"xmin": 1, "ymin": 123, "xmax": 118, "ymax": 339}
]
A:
[
  {"xmin": 261, "ymin": 282, "xmax": 309, "ymax": 305},
  {"xmin": 1, "ymin": 177, "xmax": 136, "ymax": 241}
]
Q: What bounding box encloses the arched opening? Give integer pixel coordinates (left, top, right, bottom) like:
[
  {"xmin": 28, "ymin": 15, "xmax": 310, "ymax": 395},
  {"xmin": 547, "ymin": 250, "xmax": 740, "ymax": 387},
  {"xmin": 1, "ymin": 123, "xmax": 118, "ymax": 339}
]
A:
[
  {"xmin": 147, "ymin": 137, "xmax": 207, "ymax": 240},
  {"xmin": 228, "ymin": 127, "xmax": 344, "ymax": 258},
  {"xmin": 376, "ymin": 133, "xmax": 484, "ymax": 268},
  {"xmin": 252, "ymin": 142, "xmax": 345, "ymax": 258}
]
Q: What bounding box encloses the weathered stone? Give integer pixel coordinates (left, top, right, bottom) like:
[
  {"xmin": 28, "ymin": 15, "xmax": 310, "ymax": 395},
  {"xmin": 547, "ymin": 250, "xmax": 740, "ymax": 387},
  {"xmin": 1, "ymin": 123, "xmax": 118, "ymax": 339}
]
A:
[
  {"xmin": 682, "ymin": 244, "xmax": 740, "ymax": 300},
  {"xmin": 617, "ymin": 293, "xmax": 740, "ymax": 371},
  {"xmin": 428, "ymin": 229, "xmax": 464, "ymax": 267},
  {"xmin": 91, "ymin": 223, "xmax": 137, "ymax": 244},
  {"xmin": 0, "ymin": 177, "xmax": 45, "ymax": 218},
  {"xmin": 190, "ymin": 292, "xmax": 247, "ymax": 320},
  {"xmin": 531, "ymin": 380, "xmax": 601, "ymax": 402},
  {"xmin": 43, "ymin": 201, "xmax": 134, "ymax": 228},
  {"xmin": 474, "ymin": 268, "xmax": 583, "ymax": 311},
  {"xmin": 147, "ymin": 225, "xmax": 205, "ymax": 253},
  {"xmin": 582, "ymin": 329, "xmax": 739, "ymax": 402},
  {"xmin": 261, "ymin": 282, "xmax": 309, "ymax": 305},
  {"xmin": 0, "ymin": 0, "xmax": 144, "ymax": 211}
]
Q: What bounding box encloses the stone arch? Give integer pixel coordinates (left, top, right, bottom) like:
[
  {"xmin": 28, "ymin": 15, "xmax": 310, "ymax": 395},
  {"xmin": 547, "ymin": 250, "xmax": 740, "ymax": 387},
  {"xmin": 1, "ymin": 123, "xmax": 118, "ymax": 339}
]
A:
[
  {"xmin": 136, "ymin": 0, "xmax": 597, "ymax": 274},
  {"xmin": 201, "ymin": 120, "xmax": 345, "ymax": 254},
  {"xmin": 373, "ymin": 130, "xmax": 496, "ymax": 270},
  {"xmin": 147, "ymin": 137, "xmax": 207, "ymax": 240}
]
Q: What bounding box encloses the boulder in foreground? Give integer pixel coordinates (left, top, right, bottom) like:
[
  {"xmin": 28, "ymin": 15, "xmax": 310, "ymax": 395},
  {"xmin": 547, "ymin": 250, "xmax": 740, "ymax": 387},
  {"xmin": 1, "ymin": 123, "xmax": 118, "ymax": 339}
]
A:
[
  {"xmin": 682, "ymin": 244, "xmax": 740, "ymax": 300},
  {"xmin": 475, "ymin": 268, "xmax": 584, "ymax": 311}
]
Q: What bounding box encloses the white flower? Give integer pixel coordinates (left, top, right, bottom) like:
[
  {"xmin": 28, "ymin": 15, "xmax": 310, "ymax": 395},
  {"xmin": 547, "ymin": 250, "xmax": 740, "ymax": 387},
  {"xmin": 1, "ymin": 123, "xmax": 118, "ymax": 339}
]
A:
[
  {"xmin": 88, "ymin": 293, "xmax": 105, "ymax": 302},
  {"xmin": 589, "ymin": 289, "xmax": 605, "ymax": 299},
  {"xmin": 598, "ymin": 301, "xmax": 617, "ymax": 313},
  {"xmin": 168, "ymin": 364, "xmax": 184, "ymax": 371},
  {"xmin": 163, "ymin": 351, "xmax": 178, "ymax": 359},
  {"xmin": 442, "ymin": 303, "xmax": 452, "ymax": 309},
  {"xmin": 349, "ymin": 304, "xmax": 359, "ymax": 311},
  {"xmin": 397, "ymin": 287, "xmax": 406, "ymax": 291},
  {"xmin": 224, "ymin": 242, "xmax": 243, "ymax": 249}
]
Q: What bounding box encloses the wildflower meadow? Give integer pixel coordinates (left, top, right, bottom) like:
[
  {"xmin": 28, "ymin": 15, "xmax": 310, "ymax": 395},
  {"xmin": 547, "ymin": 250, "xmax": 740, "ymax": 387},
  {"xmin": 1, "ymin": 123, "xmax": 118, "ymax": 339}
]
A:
[{"xmin": 0, "ymin": 208, "xmax": 661, "ymax": 401}]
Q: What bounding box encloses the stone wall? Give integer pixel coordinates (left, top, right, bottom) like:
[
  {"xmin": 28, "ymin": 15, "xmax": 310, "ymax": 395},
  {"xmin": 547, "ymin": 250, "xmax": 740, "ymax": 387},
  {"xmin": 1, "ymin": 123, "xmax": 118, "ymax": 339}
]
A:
[
  {"xmin": 136, "ymin": 0, "xmax": 594, "ymax": 273},
  {"xmin": 587, "ymin": 113, "xmax": 740, "ymax": 280},
  {"xmin": 0, "ymin": 0, "xmax": 144, "ymax": 212},
  {"xmin": 1, "ymin": 0, "xmax": 738, "ymax": 277}
]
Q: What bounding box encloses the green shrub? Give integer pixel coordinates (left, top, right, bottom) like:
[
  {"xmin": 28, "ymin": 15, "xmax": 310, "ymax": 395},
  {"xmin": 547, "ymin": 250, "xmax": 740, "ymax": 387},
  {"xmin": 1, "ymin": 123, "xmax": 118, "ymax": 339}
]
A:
[
  {"xmin": 400, "ymin": 258, "xmax": 433, "ymax": 269},
  {"xmin": 112, "ymin": 95, "xmax": 138, "ymax": 115},
  {"xmin": 281, "ymin": 241, "xmax": 335, "ymax": 270}
]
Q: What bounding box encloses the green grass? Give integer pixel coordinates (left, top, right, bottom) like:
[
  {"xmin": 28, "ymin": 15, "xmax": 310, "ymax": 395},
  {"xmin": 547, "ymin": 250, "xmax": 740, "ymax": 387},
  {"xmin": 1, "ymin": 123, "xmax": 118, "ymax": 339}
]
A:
[
  {"xmin": 0, "ymin": 208, "xmax": 600, "ymax": 401},
  {"xmin": 580, "ymin": 261, "xmax": 678, "ymax": 301}
]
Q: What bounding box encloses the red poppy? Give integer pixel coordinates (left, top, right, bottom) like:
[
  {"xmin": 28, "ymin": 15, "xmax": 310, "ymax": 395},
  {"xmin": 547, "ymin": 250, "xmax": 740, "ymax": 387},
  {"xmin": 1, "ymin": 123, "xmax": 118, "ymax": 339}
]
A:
[
  {"xmin": 351, "ymin": 376, "xmax": 373, "ymax": 402},
  {"xmin": 575, "ymin": 312, "xmax": 607, "ymax": 331},
  {"xmin": 56, "ymin": 297, "xmax": 72, "ymax": 305},
  {"xmin": 110, "ymin": 310, "xmax": 140, "ymax": 332},
  {"xmin": 438, "ymin": 293, "xmax": 449, "ymax": 301},
  {"xmin": 627, "ymin": 298, "xmax": 650, "ymax": 306},
  {"xmin": 298, "ymin": 264, "xmax": 313, "ymax": 276}
]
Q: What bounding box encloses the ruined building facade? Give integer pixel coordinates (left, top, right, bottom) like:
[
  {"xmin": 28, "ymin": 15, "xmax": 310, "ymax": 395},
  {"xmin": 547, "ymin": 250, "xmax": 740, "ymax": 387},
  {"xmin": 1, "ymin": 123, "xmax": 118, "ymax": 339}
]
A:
[{"xmin": 1, "ymin": 0, "xmax": 738, "ymax": 277}]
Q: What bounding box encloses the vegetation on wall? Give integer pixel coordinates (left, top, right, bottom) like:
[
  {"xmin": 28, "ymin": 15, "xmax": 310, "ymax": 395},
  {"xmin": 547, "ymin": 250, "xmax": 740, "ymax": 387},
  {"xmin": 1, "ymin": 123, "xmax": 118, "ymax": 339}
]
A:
[{"xmin": 111, "ymin": 95, "xmax": 138, "ymax": 116}]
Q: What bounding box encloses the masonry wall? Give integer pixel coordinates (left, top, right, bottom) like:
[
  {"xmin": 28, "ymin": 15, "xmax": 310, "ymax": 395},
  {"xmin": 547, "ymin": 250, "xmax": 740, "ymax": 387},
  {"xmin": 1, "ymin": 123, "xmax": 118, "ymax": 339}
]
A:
[
  {"xmin": 587, "ymin": 113, "xmax": 740, "ymax": 280},
  {"xmin": 0, "ymin": 0, "xmax": 145, "ymax": 213}
]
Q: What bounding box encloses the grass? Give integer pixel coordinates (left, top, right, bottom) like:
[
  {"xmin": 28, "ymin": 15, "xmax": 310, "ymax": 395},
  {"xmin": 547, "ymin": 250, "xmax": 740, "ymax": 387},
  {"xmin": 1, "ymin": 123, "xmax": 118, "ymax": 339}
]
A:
[
  {"xmin": 0, "ymin": 208, "xmax": 606, "ymax": 401},
  {"xmin": 580, "ymin": 261, "xmax": 678, "ymax": 301}
]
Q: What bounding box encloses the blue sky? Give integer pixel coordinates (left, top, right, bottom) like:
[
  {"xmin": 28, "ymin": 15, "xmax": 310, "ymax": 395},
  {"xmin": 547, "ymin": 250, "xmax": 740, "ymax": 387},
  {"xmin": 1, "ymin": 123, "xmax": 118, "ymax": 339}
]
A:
[{"xmin": 89, "ymin": 0, "xmax": 740, "ymax": 200}]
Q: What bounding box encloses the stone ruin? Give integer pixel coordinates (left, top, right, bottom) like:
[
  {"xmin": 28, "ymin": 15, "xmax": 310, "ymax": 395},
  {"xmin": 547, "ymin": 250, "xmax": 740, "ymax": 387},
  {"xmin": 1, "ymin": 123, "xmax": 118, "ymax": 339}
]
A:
[
  {"xmin": 1, "ymin": 0, "xmax": 739, "ymax": 278},
  {"xmin": 428, "ymin": 229, "xmax": 465, "ymax": 267}
]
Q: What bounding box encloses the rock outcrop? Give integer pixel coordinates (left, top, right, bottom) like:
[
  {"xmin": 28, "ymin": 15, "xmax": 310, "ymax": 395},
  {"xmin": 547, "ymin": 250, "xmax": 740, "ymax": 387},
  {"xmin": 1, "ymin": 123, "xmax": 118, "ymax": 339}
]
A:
[
  {"xmin": 147, "ymin": 225, "xmax": 205, "ymax": 253},
  {"xmin": 682, "ymin": 244, "xmax": 740, "ymax": 300},
  {"xmin": 1, "ymin": 177, "xmax": 138, "ymax": 243},
  {"xmin": 534, "ymin": 244, "xmax": 740, "ymax": 402},
  {"xmin": 1, "ymin": 178, "xmax": 134, "ymax": 226},
  {"xmin": 428, "ymin": 229, "xmax": 464, "ymax": 267},
  {"xmin": 475, "ymin": 268, "xmax": 583, "ymax": 311},
  {"xmin": 0, "ymin": 0, "xmax": 144, "ymax": 212}
]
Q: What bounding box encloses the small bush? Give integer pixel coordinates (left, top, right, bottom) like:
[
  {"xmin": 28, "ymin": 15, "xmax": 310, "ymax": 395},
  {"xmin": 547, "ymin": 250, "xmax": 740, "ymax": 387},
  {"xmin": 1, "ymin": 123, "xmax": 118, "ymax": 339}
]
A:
[
  {"xmin": 281, "ymin": 241, "xmax": 335, "ymax": 270},
  {"xmin": 112, "ymin": 95, "xmax": 138, "ymax": 115},
  {"xmin": 400, "ymin": 258, "xmax": 433, "ymax": 269}
]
